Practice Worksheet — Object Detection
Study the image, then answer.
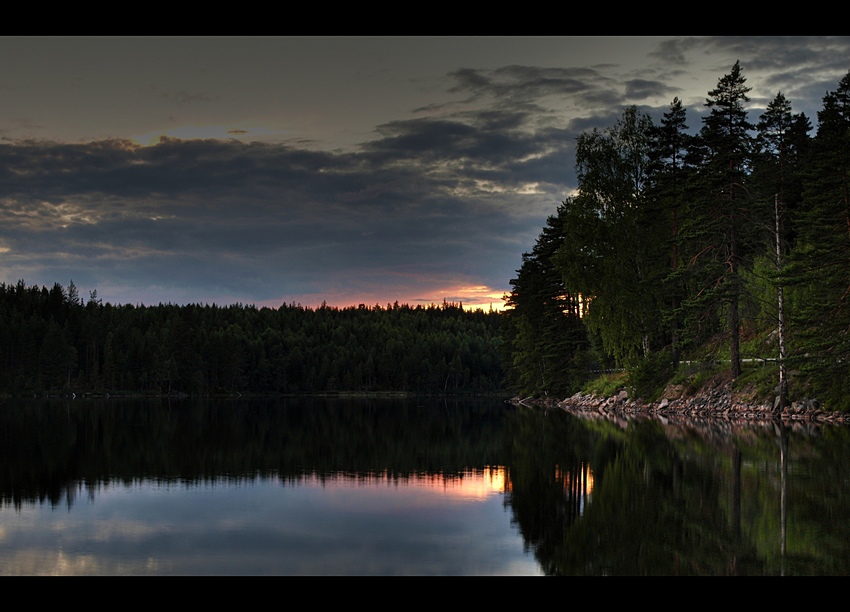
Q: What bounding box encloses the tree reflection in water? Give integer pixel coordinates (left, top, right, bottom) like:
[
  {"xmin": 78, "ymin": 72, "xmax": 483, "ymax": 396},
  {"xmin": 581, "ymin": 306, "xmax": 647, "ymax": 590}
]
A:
[{"xmin": 504, "ymin": 405, "xmax": 850, "ymax": 575}]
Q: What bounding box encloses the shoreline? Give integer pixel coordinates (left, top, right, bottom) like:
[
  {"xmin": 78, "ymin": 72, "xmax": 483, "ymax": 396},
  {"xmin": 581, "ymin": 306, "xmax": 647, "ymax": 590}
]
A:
[{"xmin": 509, "ymin": 379, "xmax": 850, "ymax": 426}]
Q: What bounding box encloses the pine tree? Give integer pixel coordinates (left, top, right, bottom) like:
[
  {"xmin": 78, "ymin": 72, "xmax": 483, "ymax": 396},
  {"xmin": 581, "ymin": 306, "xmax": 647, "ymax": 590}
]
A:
[
  {"xmin": 680, "ymin": 61, "xmax": 759, "ymax": 378},
  {"xmin": 503, "ymin": 204, "xmax": 588, "ymax": 397}
]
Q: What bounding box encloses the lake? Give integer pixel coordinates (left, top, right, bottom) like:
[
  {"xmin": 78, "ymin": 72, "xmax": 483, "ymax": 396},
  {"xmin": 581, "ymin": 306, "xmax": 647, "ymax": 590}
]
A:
[{"xmin": 2, "ymin": 395, "xmax": 850, "ymax": 575}]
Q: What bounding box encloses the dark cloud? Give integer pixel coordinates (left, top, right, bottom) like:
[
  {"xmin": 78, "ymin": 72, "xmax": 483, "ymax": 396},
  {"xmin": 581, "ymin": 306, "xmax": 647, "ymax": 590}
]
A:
[
  {"xmin": 448, "ymin": 65, "xmax": 615, "ymax": 110},
  {"xmin": 363, "ymin": 115, "xmax": 568, "ymax": 185},
  {"xmin": 624, "ymin": 79, "xmax": 672, "ymax": 101},
  {"xmin": 648, "ymin": 38, "xmax": 703, "ymax": 66},
  {"xmin": 698, "ymin": 36, "xmax": 849, "ymax": 74},
  {"xmin": 0, "ymin": 118, "xmax": 555, "ymax": 307}
]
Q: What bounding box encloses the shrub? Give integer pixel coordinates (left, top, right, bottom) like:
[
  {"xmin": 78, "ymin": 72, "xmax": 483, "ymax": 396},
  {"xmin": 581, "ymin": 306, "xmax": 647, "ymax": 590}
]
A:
[
  {"xmin": 582, "ymin": 371, "xmax": 627, "ymax": 397},
  {"xmin": 626, "ymin": 351, "xmax": 675, "ymax": 402}
]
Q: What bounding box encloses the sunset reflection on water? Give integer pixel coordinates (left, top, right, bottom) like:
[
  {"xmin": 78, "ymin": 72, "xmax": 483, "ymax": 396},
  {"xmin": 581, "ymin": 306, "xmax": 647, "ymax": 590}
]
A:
[
  {"xmin": 303, "ymin": 466, "xmax": 509, "ymax": 501},
  {"xmin": 0, "ymin": 466, "xmax": 540, "ymax": 576}
]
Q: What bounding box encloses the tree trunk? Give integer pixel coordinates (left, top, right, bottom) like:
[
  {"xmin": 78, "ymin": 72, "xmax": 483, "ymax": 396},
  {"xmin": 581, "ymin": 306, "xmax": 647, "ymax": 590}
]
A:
[
  {"xmin": 730, "ymin": 217, "xmax": 741, "ymax": 379},
  {"xmin": 775, "ymin": 194, "xmax": 789, "ymax": 410}
]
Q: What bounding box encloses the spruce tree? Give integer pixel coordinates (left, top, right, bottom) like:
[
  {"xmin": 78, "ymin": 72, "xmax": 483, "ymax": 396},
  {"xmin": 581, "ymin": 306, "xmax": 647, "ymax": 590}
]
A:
[
  {"xmin": 754, "ymin": 92, "xmax": 811, "ymax": 250},
  {"xmin": 786, "ymin": 70, "xmax": 850, "ymax": 408},
  {"xmin": 750, "ymin": 92, "xmax": 812, "ymax": 408},
  {"xmin": 647, "ymin": 97, "xmax": 692, "ymax": 367}
]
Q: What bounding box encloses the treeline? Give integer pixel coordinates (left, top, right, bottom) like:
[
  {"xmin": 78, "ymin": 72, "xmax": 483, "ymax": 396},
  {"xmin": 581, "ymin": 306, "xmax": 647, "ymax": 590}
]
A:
[
  {"xmin": 0, "ymin": 280, "xmax": 504, "ymax": 396},
  {"xmin": 503, "ymin": 62, "xmax": 850, "ymax": 409}
]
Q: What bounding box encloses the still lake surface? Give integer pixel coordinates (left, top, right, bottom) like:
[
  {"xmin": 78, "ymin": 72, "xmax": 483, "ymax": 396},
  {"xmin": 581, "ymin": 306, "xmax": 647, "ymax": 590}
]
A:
[{"xmin": 2, "ymin": 395, "xmax": 850, "ymax": 575}]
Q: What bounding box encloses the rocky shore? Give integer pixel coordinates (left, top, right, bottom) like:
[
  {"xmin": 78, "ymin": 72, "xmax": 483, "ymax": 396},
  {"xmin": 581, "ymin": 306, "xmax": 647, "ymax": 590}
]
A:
[{"xmin": 509, "ymin": 377, "xmax": 850, "ymax": 427}]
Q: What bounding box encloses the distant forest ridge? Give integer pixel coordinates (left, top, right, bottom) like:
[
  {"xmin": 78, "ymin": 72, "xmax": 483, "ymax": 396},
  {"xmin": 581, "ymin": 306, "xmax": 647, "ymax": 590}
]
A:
[{"xmin": 0, "ymin": 279, "xmax": 505, "ymax": 396}]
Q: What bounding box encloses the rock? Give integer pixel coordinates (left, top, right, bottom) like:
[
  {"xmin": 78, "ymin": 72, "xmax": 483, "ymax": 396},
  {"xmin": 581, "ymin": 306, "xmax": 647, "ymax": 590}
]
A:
[{"xmin": 529, "ymin": 379, "xmax": 850, "ymax": 428}]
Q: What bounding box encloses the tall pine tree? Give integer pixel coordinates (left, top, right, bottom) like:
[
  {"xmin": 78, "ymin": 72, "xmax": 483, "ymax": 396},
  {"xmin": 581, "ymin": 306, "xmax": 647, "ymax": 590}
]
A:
[{"xmin": 680, "ymin": 61, "xmax": 759, "ymax": 378}]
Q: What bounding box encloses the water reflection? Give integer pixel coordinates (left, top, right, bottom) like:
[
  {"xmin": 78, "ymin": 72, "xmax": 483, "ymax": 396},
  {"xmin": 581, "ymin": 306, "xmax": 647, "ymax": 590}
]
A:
[
  {"xmin": 501, "ymin": 402, "xmax": 850, "ymax": 575},
  {"xmin": 1, "ymin": 468, "xmax": 534, "ymax": 576},
  {"xmin": 0, "ymin": 397, "xmax": 541, "ymax": 575},
  {"xmin": 2, "ymin": 396, "xmax": 850, "ymax": 575}
]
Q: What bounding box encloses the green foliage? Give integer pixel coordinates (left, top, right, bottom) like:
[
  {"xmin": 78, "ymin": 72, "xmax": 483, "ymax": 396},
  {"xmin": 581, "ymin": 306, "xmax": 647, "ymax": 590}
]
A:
[
  {"xmin": 626, "ymin": 351, "xmax": 674, "ymax": 402},
  {"xmin": 670, "ymin": 360, "xmax": 725, "ymax": 397},
  {"xmin": 733, "ymin": 362, "xmax": 782, "ymax": 403},
  {"xmin": 556, "ymin": 107, "xmax": 670, "ymax": 367},
  {"xmin": 502, "ymin": 204, "xmax": 590, "ymax": 397},
  {"xmin": 737, "ymin": 254, "xmax": 781, "ymax": 342},
  {"xmin": 782, "ymin": 71, "xmax": 850, "ymax": 410},
  {"xmin": 581, "ymin": 372, "xmax": 627, "ymax": 398}
]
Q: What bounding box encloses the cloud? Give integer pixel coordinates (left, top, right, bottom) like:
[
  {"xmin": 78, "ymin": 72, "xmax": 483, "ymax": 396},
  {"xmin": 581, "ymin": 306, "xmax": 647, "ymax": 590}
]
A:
[
  {"xmin": 624, "ymin": 79, "xmax": 673, "ymax": 100},
  {"xmin": 0, "ymin": 115, "xmax": 557, "ymax": 307},
  {"xmin": 648, "ymin": 37, "xmax": 705, "ymax": 67},
  {"xmin": 450, "ymin": 65, "xmax": 607, "ymax": 96}
]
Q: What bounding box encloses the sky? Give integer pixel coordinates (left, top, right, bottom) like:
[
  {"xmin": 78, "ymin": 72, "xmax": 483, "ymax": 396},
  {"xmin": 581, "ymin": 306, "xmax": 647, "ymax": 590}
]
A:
[{"xmin": 1, "ymin": 36, "xmax": 848, "ymax": 311}]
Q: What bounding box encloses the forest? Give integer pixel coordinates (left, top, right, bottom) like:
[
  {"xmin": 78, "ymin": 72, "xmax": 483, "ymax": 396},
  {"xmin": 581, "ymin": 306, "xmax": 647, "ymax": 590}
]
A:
[
  {"xmin": 502, "ymin": 62, "xmax": 850, "ymax": 410},
  {"xmin": 0, "ymin": 282, "xmax": 504, "ymax": 396}
]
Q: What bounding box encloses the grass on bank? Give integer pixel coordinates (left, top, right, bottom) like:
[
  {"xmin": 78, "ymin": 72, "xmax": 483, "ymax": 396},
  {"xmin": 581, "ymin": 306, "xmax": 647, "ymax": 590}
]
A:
[
  {"xmin": 581, "ymin": 371, "xmax": 628, "ymax": 398},
  {"xmin": 579, "ymin": 358, "xmax": 803, "ymax": 407},
  {"xmin": 573, "ymin": 322, "xmax": 831, "ymax": 408}
]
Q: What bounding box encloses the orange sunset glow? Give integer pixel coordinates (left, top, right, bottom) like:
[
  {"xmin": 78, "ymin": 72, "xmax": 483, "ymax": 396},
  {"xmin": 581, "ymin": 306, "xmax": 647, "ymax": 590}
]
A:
[
  {"xmin": 555, "ymin": 464, "xmax": 594, "ymax": 497},
  {"xmin": 297, "ymin": 467, "xmax": 510, "ymax": 503},
  {"xmin": 259, "ymin": 284, "xmax": 508, "ymax": 312}
]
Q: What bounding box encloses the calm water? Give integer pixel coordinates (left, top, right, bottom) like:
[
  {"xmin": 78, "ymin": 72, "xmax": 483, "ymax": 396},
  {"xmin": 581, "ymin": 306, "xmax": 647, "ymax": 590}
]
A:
[{"xmin": 2, "ymin": 395, "xmax": 850, "ymax": 575}]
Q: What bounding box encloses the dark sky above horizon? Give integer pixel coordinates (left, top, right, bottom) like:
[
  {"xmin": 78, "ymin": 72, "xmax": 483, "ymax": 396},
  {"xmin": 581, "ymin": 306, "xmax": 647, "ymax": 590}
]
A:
[{"xmin": 2, "ymin": 36, "xmax": 848, "ymax": 310}]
